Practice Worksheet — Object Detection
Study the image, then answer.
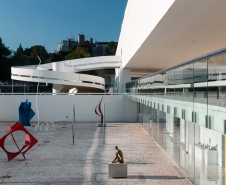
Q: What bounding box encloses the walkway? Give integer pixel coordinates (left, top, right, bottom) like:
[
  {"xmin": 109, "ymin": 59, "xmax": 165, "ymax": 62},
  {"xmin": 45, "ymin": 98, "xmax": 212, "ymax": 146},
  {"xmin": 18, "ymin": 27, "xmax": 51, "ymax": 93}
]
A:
[
  {"xmin": 0, "ymin": 122, "xmax": 189, "ymax": 184},
  {"xmin": 11, "ymin": 56, "xmax": 121, "ymax": 93}
]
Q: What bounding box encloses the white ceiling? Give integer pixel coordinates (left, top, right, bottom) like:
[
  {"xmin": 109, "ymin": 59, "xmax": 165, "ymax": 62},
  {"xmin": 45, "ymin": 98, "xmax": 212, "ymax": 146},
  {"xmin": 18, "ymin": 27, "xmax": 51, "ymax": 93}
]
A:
[{"xmin": 124, "ymin": 0, "xmax": 226, "ymax": 71}]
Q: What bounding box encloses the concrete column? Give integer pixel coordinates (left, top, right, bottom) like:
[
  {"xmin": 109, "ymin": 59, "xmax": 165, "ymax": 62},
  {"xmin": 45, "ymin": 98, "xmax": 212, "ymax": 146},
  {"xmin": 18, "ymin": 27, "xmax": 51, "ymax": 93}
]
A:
[
  {"xmin": 118, "ymin": 67, "xmax": 131, "ymax": 93},
  {"xmin": 52, "ymin": 62, "xmax": 74, "ymax": 93},
  {"xmin": 52, "ymin": 62, "xmax": 74, "ymax": 72}
]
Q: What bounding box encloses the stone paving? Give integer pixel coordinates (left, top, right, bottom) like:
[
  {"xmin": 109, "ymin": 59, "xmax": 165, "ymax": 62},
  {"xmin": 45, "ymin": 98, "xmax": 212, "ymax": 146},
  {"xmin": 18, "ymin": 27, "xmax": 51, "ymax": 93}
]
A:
[{"xmin": 0, "ymin": 122, "xmax": 190, "ymax": 185}]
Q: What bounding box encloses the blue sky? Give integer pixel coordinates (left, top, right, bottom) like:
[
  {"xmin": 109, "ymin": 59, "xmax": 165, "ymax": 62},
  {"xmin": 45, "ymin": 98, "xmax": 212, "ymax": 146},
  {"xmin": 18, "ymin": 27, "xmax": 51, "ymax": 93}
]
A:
[{"xmin": 0, "ymin": 0, "xmax": 127, "ymax": 53}]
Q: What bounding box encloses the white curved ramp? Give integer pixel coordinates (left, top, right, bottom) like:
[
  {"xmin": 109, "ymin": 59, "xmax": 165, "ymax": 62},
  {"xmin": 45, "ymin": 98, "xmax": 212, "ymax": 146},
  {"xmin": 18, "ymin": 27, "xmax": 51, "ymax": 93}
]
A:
[
  {"xmin": 11, "ymin": 56, "xmax": 121, "ymax": 93},
  {"xmin": 38, "ymin": 56, "xmax": 122, "ymax": 71}
]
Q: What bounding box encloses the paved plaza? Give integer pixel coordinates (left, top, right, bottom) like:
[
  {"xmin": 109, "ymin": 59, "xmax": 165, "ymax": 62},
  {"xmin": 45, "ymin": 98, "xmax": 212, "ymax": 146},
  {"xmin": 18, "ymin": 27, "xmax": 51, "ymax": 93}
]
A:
[{"xmin": 0, "ymin": 122, "xmax": 190, "ymax": 185}]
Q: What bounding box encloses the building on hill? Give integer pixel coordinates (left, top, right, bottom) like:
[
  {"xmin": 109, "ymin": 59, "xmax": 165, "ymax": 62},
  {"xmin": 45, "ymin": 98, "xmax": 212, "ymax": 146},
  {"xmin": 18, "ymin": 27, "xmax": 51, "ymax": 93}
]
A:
[
  {"xmin": 92, "ymin": 42, "xmax": 108, "ymax": 57},
  {"xmin": 55, "ymin": 34, "xmax": 110, "ymax": 57},
  {"xmin": 56, "ymin": 34, "xmax": 92, "ymax": 53}
]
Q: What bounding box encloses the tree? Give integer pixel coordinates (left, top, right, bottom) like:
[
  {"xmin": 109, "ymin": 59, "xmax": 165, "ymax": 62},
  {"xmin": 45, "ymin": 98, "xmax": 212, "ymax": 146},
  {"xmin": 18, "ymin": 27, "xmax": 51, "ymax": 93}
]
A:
[
  {"xmin": 11, "ymin": 45, "xmax": 49, "ymax": 66},
  {"xmin": 0, "ymin": 37, "xmax": 11, "ymax": 81},
  {"xmin": 30, "ymin": 45, "xmax": 49, "ymax": 63},
  {"xmin": 16, "ymin": 43, "xmax": 23, "ymax": 55},
  {"xmin": 58, "ymin": 50, "xmax": 70, "ymax": 59},
  {"xmin": 65, "ymin": 46, "xmax": 91, "ymax": 60},
  {"xmin": 105, "ymin": 41, "xmax": 118, "ymax": 56},
  {"xmin": 46, "ymin": 53, "xmax": 64, "ymax": 63},
  {"xmin": 0, "ymin": 37, "xmax": 11, "ymax": 60}
]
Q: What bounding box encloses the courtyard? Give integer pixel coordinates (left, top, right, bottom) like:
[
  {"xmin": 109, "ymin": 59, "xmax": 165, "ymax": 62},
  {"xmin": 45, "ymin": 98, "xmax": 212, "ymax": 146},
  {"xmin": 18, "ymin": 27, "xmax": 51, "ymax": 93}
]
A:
[{"xmin": 0, "ymin": 122, "xmax": 189, "ymax": 185}]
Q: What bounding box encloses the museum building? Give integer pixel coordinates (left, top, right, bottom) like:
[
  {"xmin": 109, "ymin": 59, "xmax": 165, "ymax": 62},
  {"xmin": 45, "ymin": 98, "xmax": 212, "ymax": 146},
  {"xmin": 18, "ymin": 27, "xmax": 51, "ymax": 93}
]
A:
[
  {"xmin": 7, "ymin": 1, "xmax": 226, "ymax": 184},
  {"xmin": 115, "ymin": 1, "xmax": 226, "ymax": 184}
]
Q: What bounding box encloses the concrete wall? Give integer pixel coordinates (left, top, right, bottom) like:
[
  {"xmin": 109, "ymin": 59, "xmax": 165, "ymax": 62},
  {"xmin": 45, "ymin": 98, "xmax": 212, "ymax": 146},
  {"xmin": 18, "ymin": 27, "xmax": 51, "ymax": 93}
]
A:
[
  {"xmin": 0, "ymin": 95, "xmax": 138, "ymax": 123},
  {"xmin": 116, "ymin": 0, "xmax": 175, "ymax": 66}
]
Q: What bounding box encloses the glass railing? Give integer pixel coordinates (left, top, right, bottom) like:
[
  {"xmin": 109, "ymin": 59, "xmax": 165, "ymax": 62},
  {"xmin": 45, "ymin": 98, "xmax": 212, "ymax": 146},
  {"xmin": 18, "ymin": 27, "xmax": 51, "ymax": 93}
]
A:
[
  {"xmin": 124, "ymin": 48, "xmax": 226, "ymax": 185},
  {"xmin": 125, "ymin": 93, "xmax": 225, "ymax": 185}
]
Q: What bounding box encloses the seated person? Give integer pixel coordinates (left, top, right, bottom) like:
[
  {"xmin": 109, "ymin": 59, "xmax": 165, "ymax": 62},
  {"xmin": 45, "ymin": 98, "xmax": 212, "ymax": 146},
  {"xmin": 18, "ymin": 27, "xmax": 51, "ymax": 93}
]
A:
[{"xmin": 112, "ymin": 146, "xmax": 124, "ymax": 163}]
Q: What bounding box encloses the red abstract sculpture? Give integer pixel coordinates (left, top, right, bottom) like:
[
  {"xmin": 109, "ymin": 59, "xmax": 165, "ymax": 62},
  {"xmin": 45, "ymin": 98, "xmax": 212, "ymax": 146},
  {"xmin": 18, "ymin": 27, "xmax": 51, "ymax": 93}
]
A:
[
  {"xmin": 0, "ymin": 122, "xmax": 38, "ymax": 161},
  {"xmin": 95, "ymin": 97, "xmax": 104, "ymax": 124}
]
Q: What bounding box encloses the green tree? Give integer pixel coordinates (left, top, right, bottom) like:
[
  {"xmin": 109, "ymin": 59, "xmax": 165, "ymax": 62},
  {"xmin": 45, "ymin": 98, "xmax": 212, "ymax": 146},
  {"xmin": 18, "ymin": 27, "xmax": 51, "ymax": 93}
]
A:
[
  {"xmin": 46, "ymin": 53, "xmax": 64, "ymax": 63},
  {"xmin": 11, "ymin": 45, "xmax": 49, "ymax": 66},
  {"xmin": 0, "ymin": 37, "xmax": 11, "ymax": 60},
  {"xmin": 16, "ymin": 43, "xmax": 23, "ymax": 55},
  {"xmin": 65, "ymin": 46, "xmax": 91, "ymax": 60},
  {"xmin": 105, "ymin": 41, "xmax": 118, "ymax": 56},
  {"xmin": 30, "ymin": 45, "xmax": 49, "ymax": 63},
  {"xmin": 0, "ymin": 37, "xmax": 11, "ymax": 81},
  {"xmin": 58, "ymin": 50, "xmax": 70, "ymax": 59}
]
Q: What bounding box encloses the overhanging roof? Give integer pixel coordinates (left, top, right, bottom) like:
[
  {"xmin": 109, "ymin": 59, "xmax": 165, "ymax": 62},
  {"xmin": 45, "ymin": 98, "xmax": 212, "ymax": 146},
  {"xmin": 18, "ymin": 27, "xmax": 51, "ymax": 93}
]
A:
[{"xmin": 123, "ymin": 0, "xmax": 226, "ymax": 71}]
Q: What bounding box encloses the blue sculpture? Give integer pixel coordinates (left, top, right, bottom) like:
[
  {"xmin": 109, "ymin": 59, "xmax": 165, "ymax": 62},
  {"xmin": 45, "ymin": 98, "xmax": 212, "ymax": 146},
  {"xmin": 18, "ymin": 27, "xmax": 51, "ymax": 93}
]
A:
[{"xmin": 19, "ymin": 99, "xmax": 35, "ymax": 126}]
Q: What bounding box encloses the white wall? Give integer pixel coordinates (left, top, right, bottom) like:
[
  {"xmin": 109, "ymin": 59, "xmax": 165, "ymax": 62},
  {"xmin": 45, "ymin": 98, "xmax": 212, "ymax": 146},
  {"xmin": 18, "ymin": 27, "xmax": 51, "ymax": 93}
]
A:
[
  {"xmin": 116, "ymin": 0, "xmax": 175, "ymax": 66},
  {"xmin": 118, "ymin": 67, "xmax": 131, "ymax": 93},
  {"xmin": 0, "ymin": 95, "xmax": 137, "ymax": 123},
  {"xmin": 117, "ymin": 0, "xmax": 226, "ymax": 72}
]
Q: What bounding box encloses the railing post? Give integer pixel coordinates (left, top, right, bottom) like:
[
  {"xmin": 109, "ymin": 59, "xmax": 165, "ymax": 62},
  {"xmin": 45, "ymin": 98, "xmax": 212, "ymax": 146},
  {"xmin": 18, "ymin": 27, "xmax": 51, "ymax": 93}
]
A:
[
  {"xmin": 12, "ymin": 79, "xmax": 13, "ymax": 95},
  {"xmin": 103, "ymin": 103, "xmax": 105, "ymax": 144}
]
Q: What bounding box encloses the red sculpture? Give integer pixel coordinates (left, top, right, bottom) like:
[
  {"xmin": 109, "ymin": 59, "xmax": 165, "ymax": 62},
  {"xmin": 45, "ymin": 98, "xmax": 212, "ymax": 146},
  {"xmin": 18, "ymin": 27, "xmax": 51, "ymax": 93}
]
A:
[
  {"xmin": 0, "ymin": 122, "xmax": 38, "ymax": 161},
  {"xmin": 95, "ymin": 97, "xmax": 104, "ymax": 124}
]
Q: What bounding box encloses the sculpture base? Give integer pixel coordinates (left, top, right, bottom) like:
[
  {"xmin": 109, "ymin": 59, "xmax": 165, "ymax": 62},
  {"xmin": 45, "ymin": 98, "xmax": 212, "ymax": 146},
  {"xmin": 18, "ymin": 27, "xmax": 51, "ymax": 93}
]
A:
[
  {"xmin": 108, "ymin": 162, "xmax": 127, "ymax": 178},
  {"xmin": 97, "ymin": 123, "xmax": 106, "ymax": 127}
]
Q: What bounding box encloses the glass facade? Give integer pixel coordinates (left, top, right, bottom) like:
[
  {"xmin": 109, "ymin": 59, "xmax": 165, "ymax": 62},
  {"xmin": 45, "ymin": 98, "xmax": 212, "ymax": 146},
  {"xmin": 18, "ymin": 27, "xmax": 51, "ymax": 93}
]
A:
[{"xmin": 125, "ymin": 49, "xmax": 226, "ymax": 185}]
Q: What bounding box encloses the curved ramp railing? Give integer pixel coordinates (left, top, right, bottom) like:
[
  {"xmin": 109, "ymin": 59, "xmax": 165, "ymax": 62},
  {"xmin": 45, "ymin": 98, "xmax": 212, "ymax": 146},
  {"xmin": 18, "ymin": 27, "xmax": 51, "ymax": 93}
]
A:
[
  {"xmin": 11, "ymin": 56, "xmax": 121, "ymax": 93},
  {"xmin": 11, "ymin": 67, "xmax": 105, "ymax": 92}
]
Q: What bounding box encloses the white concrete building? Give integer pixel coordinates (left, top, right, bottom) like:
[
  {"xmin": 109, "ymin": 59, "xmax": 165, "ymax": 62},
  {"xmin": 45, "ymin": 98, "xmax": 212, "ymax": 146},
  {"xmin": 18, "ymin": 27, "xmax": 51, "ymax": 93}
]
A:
[
  {"xmin": 116, "ymin": 1, "xmax": 226, "ymax": 185},
  {"xmin": 8, "ymin": 0, "xmax": 226, "ymax": 184}
]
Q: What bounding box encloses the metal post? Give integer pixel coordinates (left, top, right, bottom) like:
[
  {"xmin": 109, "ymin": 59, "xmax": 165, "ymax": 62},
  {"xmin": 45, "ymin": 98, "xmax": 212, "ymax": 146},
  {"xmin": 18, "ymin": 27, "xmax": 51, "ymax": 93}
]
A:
[
  {"xmin": 72, "ymin": 103, "xmax": 75, "ymax": 145},
  {"xmin": 12, "ymin": 79, "xmax": 13, "ymax": 94},
  {"xmin": 103, "ymin": 103, "xmax": 105, "ymax": 144}
]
